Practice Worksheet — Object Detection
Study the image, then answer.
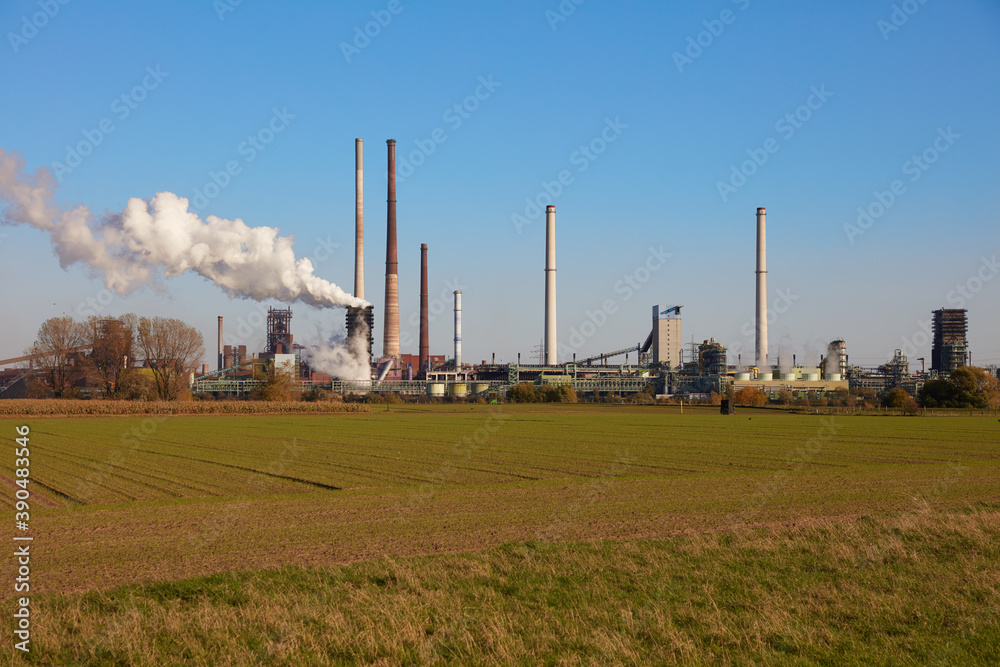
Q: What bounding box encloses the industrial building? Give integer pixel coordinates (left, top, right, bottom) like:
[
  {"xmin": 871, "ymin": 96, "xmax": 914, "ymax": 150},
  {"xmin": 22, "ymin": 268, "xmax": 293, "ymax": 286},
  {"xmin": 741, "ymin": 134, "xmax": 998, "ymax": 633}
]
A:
[
  {"xmin": 932, "ymin": 308, "xmax": 969, "ymax": 373},
  {"xmin": 3, "ymin": 136, "xmax": 989, "ymax": 405}
]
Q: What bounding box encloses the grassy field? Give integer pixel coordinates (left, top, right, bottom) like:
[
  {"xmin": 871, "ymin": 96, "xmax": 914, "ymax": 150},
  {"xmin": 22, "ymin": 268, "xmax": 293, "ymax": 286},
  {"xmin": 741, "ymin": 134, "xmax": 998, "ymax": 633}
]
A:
[{"xmin": 2, "ymin": 404, "xmax": 999, "ymax": 664}]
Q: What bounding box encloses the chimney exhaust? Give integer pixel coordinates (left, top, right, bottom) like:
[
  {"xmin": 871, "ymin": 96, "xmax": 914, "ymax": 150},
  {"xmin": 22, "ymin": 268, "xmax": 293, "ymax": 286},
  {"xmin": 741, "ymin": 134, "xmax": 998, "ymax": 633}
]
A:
[
  {"xmin": 355, "ymin": 138, "xmax": 364, "ymax": 300},
  {"xmin": 755, "ymin": 207, "xmax": 768, "ymax": 370},
  {"xmin": 544, "ymin": 205, "xmax": 557, "ymax": 365},
  {"xmin": 383, "ymin": 139, "xmax": 399, "ymax": 358}
]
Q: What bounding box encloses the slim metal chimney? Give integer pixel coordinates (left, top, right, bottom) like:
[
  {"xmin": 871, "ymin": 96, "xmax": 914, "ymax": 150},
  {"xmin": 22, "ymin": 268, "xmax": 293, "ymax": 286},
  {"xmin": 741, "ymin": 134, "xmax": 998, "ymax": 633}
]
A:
[
  {"xmin": 755, "ymin": 207, "xmax": 768, "ymax": 370},
  {"xmin": 544, "ymin": 205, "xmax": 557, "ymax": 365},
  {"xmin": 454, "ymin": 290, "xmax": 462, "ymax": 370},
  {"xmin": 419, "ymin": 243, "xmax": 429, "ymax": 376},
  {"xmin": 383, "ymin": 139, "xmax": 399, "ymax": 358},
  {"xmin": 354, "ymin": 138, "xmax": 364, "ymax": 300},
  {"xmin": 217, "ymin": 316, "xmax": 223, "ymax": 370}
]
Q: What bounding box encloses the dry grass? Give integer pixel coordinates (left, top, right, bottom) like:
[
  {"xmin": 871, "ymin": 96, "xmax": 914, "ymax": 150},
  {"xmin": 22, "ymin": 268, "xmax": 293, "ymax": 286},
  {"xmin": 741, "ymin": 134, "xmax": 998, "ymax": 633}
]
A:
[
  {"xmin": 4, "ymin": 407, "xmax": 999, "ymax": 663},
  {"xmin": 21, "ymin": 509, "xmax": 1000, "ymax": 665}
]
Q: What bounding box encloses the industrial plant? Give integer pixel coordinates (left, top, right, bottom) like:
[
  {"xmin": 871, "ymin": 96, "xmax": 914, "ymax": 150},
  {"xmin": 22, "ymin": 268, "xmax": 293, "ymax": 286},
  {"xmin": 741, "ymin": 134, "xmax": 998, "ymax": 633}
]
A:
[
  {"xmin": 1, "ymin": 141, "xmax": 994, "ymax": 403},
  {"xmin": 181, "ymin": 144, "xmax": 992, "ymax": 403}
]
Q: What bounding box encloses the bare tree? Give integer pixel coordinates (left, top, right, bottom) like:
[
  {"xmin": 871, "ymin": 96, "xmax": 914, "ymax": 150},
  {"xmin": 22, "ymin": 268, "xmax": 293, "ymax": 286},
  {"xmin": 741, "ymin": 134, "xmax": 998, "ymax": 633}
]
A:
[
  {"xmin": 26, "ymin": 316, "xmax": 88, "ymax": 397},
  {"xmin": 136, "ymin": 317, "xmax": 205, "ymax": 400},
  {"xmin": 82, "ymin": 314, "xmax": 137, "ymax": 398}
]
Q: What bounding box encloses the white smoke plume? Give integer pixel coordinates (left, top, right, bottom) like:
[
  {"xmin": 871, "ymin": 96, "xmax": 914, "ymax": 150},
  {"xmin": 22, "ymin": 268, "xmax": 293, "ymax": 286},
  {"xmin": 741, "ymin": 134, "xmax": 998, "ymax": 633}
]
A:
[
  {"xmin": 0, "ymin": 148, "xmax": 367, "ymax": 309},
  {"xmin": 301, "ymin": 333, "xmax": 371, "ymax": 382}
]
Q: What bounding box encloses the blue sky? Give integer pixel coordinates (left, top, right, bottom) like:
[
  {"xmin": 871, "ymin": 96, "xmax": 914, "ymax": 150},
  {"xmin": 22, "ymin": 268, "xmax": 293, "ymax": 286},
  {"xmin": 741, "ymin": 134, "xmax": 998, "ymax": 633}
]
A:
[{"xmin": 2, "ymin": 0, "xmax": 999, "ymax": 370}]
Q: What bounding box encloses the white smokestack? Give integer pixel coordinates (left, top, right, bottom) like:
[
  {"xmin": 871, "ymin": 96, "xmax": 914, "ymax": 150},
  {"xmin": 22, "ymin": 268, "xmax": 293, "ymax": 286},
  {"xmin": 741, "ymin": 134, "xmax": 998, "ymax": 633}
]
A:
[
  {"xmin": 544, "ymin": 205, "xmax": 556, "ymax": 365},
  {"xmin": 755, "ymin": 207, "xmax": 768, "ymax": 370},
  {"xmin": 454, "ymin": 290, "xmax": 462, "ymax": 369},
  {"xmin": 0, "ymin": 148, "xmax": 366, "ymax": 309},
  {"xmin": 354, "ymin": 138, "xmax": 364, "ymax": 301}
]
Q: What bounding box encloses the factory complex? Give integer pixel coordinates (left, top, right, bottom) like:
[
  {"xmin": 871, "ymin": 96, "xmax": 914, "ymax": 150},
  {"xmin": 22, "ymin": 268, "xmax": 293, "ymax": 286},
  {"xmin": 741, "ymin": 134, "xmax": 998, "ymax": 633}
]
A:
[{"xmin": 181, "ymin": 140, "xmax": 986, "ymax": 402}]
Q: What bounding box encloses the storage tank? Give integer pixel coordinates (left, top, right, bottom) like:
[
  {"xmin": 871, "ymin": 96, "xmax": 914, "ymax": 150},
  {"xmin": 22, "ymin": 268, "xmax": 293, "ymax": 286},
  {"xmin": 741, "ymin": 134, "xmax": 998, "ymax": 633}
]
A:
[
  {"xmin": 427, "ymin": 383, "xmax": 445, "ymax": 397},
  {"xmin": 449, "ymin": 382, "xmax": 468, "ymax": 398}
]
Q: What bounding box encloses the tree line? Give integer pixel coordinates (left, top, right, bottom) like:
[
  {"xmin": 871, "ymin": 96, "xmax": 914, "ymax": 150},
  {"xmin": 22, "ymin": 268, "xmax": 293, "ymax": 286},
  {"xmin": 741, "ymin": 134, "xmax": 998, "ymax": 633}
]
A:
[
  {"xmin": 21, "ymin": 315, "xmax": 204, "ymax": 401},
  {"xmin": 732, "ymin": 366, "xmax": 999, "ymax": 411}
]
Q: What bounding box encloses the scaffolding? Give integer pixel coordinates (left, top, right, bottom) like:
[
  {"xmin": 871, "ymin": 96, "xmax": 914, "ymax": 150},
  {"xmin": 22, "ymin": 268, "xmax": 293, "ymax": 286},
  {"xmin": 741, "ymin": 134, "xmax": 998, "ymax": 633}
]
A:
[{"xmin": 932, "ymin": 309, "xmax": 968, "ymax": 373}]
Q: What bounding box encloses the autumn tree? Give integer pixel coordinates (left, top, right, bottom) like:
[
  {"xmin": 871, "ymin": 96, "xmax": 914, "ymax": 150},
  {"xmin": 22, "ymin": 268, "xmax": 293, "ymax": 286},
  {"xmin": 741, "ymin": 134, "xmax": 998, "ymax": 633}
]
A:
[
  {"xmin": 136, "ymin": 317, "xmax": 205, "ymax": 400},
  {"xmin": 949, "ymin": 366, "xmax": 1000, "ymax": 409},
  {"xmin": 82, "ymin": 314, "xmax": 137, "ymax": 398},
  {"xmin": 881, "ymin": 387, "xmax": 919, "ymax": 414},
  {"xmin": 734, "ymin": 386, "xmax": 767, "ymax": 407},
  {"xmin": 26, "ymin": 316, "xmax": 87, "ymax": 397},
  {"xmin": 921, "ymin": 367, "xmax": 1000, "ymax": 409},
  {"xmin": 252, "ymin": 359, "xmax": 298, "ymax": 401}
]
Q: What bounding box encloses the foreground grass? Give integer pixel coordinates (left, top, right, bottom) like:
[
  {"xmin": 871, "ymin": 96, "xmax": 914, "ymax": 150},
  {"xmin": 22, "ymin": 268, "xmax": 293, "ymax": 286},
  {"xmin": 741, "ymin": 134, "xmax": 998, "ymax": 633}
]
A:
[{"xmin": 22, "ymin": 509, "xmax": 1000, "ymax": 666}]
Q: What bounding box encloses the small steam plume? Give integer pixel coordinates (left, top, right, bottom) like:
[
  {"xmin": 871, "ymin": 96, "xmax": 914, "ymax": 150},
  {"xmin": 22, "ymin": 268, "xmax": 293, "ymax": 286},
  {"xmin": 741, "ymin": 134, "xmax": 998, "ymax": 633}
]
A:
[
  {"xmin": 301, "ymin": 331, "xmax": 371, "ymax": 382},
  {"xmin": 0, "ymin": 148, "xmax": 366, "ymax": 309}
]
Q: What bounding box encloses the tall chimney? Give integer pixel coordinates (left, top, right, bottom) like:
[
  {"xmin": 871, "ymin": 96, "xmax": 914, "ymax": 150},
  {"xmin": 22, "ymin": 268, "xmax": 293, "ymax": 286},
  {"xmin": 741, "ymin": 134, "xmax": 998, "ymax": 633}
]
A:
[
  {"xmin": 544, "ymin": 205, "xmax": 557, "ymax": 365},
  {"xmin": 454, "ymin": 290, "xmax": 462, "ymax": 370},
  {"xmin": 354, "ymin": 138, "xmax": 364, "ymax": 300},
  {"xmin": 419, "ymin": 243, "xmax": 429, "ymax": 376},
  {"xmin": 755, "ymin": 207, "xmax": 768, "ymax": 370},
  {"xmin": 383, "ymin": 139, "xmax": 399, "ymax": 358},
  {"xmin": 217, "ymin": 316, "xmax": 223, "ymax": 370}
]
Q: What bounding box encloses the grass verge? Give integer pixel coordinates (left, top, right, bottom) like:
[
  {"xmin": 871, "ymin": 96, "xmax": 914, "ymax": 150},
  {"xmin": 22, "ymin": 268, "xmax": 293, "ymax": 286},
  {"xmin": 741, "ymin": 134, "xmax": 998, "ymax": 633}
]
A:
[{"xmin": 22, "ymin": 509, "xmax": 1000, "ymax": 666}]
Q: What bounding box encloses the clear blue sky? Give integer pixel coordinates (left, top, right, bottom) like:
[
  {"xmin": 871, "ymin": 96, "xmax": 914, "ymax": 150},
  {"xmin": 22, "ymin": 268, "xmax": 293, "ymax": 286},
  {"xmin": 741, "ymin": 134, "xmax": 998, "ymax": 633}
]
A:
[{"xmin": 2, "ymin": 0, "xmax": 999, "ymax": 369}]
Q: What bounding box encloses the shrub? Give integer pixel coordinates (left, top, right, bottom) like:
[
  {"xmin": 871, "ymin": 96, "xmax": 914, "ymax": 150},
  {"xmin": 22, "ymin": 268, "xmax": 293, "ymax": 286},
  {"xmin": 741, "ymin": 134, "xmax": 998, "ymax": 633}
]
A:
[{"xmin": 507, "ymin": 383, "xmax": 537, "ymax": 403}]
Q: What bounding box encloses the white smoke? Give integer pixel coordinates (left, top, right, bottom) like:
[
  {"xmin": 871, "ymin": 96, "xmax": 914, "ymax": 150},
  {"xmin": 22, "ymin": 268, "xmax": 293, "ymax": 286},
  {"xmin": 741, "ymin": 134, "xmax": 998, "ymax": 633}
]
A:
[
  {"xmin": 302, "ymin": 333, "xmax": 371, "ymax": 381},
  {"xmin": 0, "ymin": 148, "xmax": 367, "ymax": 309}
]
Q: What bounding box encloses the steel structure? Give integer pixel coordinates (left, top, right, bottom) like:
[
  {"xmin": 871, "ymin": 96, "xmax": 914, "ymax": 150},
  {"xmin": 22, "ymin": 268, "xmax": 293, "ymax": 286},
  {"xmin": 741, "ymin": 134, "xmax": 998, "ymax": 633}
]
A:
[{"xmin": 266, "ymin": 307, "xmax": 293, "ymax": 354}]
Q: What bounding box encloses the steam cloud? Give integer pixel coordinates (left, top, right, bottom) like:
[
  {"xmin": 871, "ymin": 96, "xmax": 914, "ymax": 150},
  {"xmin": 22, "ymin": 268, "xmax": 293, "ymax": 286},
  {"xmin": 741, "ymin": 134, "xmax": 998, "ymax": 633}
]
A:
[
  {"xmin": 0, "ymin": 148, "xmax": 366, "ymax": 309},
  {"xmin": 0, "ymin": 148, "xmax": 372, "ymax": 379},
  {"xmin": 301, "ymin": 332, "xmax": 371, "ymax": 383}
]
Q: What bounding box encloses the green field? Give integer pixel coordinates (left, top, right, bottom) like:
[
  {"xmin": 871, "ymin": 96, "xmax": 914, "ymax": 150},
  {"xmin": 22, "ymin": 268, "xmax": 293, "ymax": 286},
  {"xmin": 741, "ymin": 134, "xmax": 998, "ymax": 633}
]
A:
[{"xmin": 3, "ymin": 405, "xmax": 999, "ymax": 664}]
